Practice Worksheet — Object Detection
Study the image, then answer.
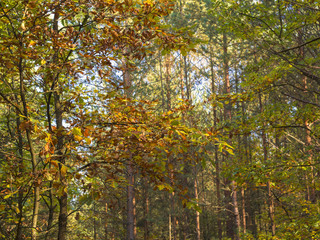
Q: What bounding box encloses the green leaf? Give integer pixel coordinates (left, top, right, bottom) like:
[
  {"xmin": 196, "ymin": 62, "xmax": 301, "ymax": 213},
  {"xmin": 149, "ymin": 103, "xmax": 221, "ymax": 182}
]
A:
[
  {"xmin": 72, "ymin": 127, "xmax": 82, "ymax": 136},
  {"xmin": 170, "ymin": 120, "xmax": 180, "ymax": 126}
]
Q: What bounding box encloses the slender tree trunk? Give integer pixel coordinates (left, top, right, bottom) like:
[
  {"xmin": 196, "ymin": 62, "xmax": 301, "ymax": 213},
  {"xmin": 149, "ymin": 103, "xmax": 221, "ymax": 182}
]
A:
[
  {"xmin": 93, "ymin": 202, "xmax": 97, "ymax": 240},
  {"xmin": 44, "ymin": 181, "xmax": 55, "ymax": 240},
  {"xmin": 242, "ymin": 102, "xmax": 250, "ymax": 236},
  {"xmin": 123, "ymin": 59, "xmax": 136, "ymax": 240},
  {"xmin": 194, "ymin": 168, "xmax": 201, "ymax": 240},
  {"xmin": 170, "ymin": 167, "xmax": 176, "ymax": 240},
  {"xmin": 159, "ymin": 52, "xmax": 166, "ymax": 111},
  {"xmin": 56, "ymin": 92, "xmax": 68, "ymax": 240},
  {"xmin": 159, "ymin": 53, "xmax": 172, "ymax": 240},
  {"xmin": 209, "ymin": 44, "xmax": 222, "ymax": 240},
  {"xmin": 235, "ymin": 66, "xmax": 247, "ymax": 236},
  {"xmin": 305, "ymin": 111, "xmax": 315, "ymax": 202},
  {"xmin": 15, "ymin": 113, "xmax": 24, "ymax": 240},
  {"xmin": 169, "ymin": 214, "xmax": 172, "ymax": 240},
  {"xmin": 246, "ymin": 133, "xmax": 258, "ymax": 237},
  {"xmin": 164, "ymin": 54, "xmax": 176, "ymax": 240},
  {"xmin": 47, "ymin": 8, "xmax": 68, "ymax": 240},
  {"xmin": 223, "ymin": 32, "xmax": 240, "ymax": 240},
  {"xmin": 241, "ymin": 188, "xmax": 246, "ymax": 234},
  {"xmin": 126, "ymin": 129, "xmax": 135, "ymax": 240},
  {"xmin": 258, "ymin": 93, "xmax": 275, "ymax": 236},
  {"xmin": 133, "ymin": 185, "xmax": 137, "ymax": 238},
  {"xmin": 181, "ymin": 53, "xmax": 200, "ymax": 240},
  {"xmin": 183, "ymin": 56, "xmax": 190, "ymax": 102},
  {"xmin": 14, "ymin": 9, "xmax": 28, "ymax": 239},
  {"xmin": 55, "ymin": 76, "xmax": 68, "ymax": 240},
  {"xmin": 180, "ymin": 54, "xmax": 185, "ymax": 101},
  {"xmin": 19, "ymin": 54, "xmax": 39, "ymax": 240},
  {"xmin": 165, "ymin": 54, "xmax": 172, "ymax": 111},
  {"xmin": 298, "ymin": 25, "xmax": 315, "ymax": 202},
  {"xmin": 143, "ymin": 180, "xmax": 149, "ymax": 240},
  {"xmin": 105, "ymin": 202, "xmax": 108, "ymax": 240}
]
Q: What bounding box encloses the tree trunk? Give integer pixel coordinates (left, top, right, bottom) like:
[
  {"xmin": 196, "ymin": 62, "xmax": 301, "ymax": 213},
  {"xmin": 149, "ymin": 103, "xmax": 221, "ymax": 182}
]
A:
[
  {"xmin": 170, "ymin": 170, "xmax": 176, "ymax": 240},
  {"xmin": 56, "ymin": 92, "xmax": 68, "ymax": 240},
  {"xmin": 44, "ymin": 181, "xmax": 55, "ymax": 240},
  {"xmin": 165, "ymin": 54, "xmax": 172, "ymax": 111},
  {"xmin": 44, "ymin": 189, "xmax": 55, "ymax": 240},
  {"xmin": 159, "ymin": 52, "xmax": 166, "ymax": 111},
  {"xmin": 169, "ymin": 213, "xmax": 172, "ymax": 240},
  {"xmin": 209, "ymin": 43, "xmax": 222, "ymax": 240},
  {"xmin": 123, "ymin": 60, "xmax": 136, "ymax": 240},
  {"xmin": 93, "ymin": 202, "xmax": 97, "ymax": 240},
  {"xmin": 143, "ymin": 180, "xmax": 149, "ymax": 240},
  {"xmin": 19, "ymin": 55, "xmax": 39, "ymax": 240},
  {"xmin": 298, "ymin": 25, "xmax": 315, "ymax": 202},
  {"xmin": 183, "ymin": 56, "xmax": 190, "ymax": 102},
  {"xmin": 127, "ymin": 142, "xmax": 135, "ymax": 240},
  {"xmin": 241, "ymin": 188, "xmax": 246, "ymax": 234},
  {"xmin": 258, "ymin": 93, "xmax": 275, "ymax": 236},
  {"xmin": 15, "ymin": 113, "xmax": 24, "ymax": 240},
  {"xmin": 223, "ymin": 32, "xmax": 240, "ymax": 240},
  {"xmin": 194, "ymin": 168, "xmax": 201, "ymax": 240},
  {"xmin": 164, "ymin": 54, "xmax": 176, "ymax": 240},
  {"xmin": 105, "ymin": 202, "xmax": 108, "ymax": 240}
]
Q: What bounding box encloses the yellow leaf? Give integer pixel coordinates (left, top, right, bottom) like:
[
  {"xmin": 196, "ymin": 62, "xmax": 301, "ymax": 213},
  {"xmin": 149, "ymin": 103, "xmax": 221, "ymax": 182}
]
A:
[
  {"xmin": 72, "ymin": 127, "xmax": 82, "ymax": 136},
  {"xmin": 85, "ymin": 137, "xmax": 91, "ymax": 145},
  {"xmin": 74, "ymin": 135, "xmax": 83, "ymax": 141},
  {"xmin": 61, "ymin": 165, "xmax": 67, "ymax": 176},
  {"xmin": 29, "ymin": 40, "xmax": 36, "ymax": 47}
]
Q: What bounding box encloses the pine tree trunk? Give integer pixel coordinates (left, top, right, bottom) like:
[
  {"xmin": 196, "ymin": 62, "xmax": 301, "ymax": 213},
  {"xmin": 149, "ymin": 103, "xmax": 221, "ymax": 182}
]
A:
[
  {"xmin": 210, "ymin": 44, "xmax": 222, "ymax": 240},
  {"xmin": 123, "ymin": 62, "xmax": 136, "ymax": 240},
  {"xmin": 223, "ymin": 32, "xmax": 240, "ymax": 240}
]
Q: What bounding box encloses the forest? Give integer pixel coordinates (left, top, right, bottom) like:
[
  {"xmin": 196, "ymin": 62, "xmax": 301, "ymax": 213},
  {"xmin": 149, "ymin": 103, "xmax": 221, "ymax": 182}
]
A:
[{"xmin": 0, "ymin": 0, "xmax": 319, "ymax": 239}]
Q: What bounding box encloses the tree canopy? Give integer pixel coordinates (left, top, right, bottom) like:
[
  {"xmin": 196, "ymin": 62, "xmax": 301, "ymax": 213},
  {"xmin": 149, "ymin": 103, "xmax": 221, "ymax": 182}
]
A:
[{"xmin": 0, "ymin": 0, "xmax": 319, "ymax": 239}]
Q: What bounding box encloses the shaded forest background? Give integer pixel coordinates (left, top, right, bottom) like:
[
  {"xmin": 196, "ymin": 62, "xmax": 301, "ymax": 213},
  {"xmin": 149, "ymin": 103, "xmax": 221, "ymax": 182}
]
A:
[{"xmin": 0, "ymin": 0, "xmax": 319, "ymax": 239}]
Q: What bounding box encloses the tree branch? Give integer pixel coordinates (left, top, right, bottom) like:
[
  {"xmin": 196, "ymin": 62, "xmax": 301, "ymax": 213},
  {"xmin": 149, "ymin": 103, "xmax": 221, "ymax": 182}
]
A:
[{"xmin": 278, "ymin": 37, "xmax": 320, "ymax": 53}]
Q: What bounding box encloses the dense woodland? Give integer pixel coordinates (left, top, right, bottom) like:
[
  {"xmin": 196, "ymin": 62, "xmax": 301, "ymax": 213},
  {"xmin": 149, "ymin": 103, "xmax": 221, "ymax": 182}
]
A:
[{"xmin": 0, "ymin": 0, "xmax": 320, "ymax": 239}]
